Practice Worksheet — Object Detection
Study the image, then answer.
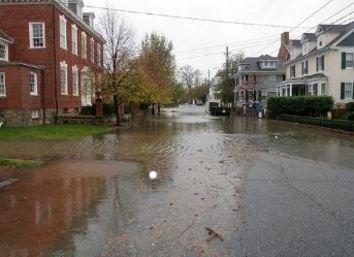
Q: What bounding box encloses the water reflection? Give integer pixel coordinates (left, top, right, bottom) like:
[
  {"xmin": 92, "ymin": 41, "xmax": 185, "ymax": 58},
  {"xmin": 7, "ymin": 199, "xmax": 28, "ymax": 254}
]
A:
[{"xmin": 1, "ymin": 106, "xmax": 354, "ymax": 256}]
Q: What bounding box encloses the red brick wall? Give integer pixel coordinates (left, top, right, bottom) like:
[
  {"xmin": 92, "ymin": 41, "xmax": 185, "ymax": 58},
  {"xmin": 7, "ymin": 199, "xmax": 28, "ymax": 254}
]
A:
[
  {"xmin": 0, "ymin": 65, "xmax": 42, "ymax": 110},
  {"xmin": 0, "ymin": 3, "xmax": 104, "ymax": 112}
]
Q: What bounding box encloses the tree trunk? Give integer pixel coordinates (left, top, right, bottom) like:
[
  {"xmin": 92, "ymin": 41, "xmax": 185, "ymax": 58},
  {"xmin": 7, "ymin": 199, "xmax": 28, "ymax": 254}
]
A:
[
  {"xmin": 151, "ymin": 103, "xmax": 156, "ymax": 115},
  {"xmin": 157, "ymin": 102, "xmax": 161, "ymax": 115},
  {"xmin": 113, "ymin": 95, "xmax": 122, "ymax": 126}
]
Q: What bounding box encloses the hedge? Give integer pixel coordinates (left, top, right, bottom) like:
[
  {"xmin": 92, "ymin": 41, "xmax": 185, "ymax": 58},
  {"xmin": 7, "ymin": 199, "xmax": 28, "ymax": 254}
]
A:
[
  {"xmin": 277, "ymin": 114, "xmax": 354, "ymax": 132},
  {"xmin": 268, "ymin": 96, "xmax": 334, "ymax": 117},
  {"xmin": 80, "ymin": 103, "xmax": 115, "ymax": 116},
  {"xmin": 347, "ymin": 112, "xmax": 354, "ymax": 121}
]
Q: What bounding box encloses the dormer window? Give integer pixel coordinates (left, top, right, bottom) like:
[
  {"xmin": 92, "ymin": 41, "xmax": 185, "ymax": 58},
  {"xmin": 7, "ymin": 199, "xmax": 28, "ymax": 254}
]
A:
[
  {"xmin": 302, "ymin": 43, "xmax": 308, "ymax": 55},
  {"xmin": 317, "ymin": 35, "xmax": 323, "ymax": 49},
  {"xmin": 0, "ymin": 42, "xmax": 8, "ymax": 61},
  {"xmin": 261, "ymin": 61, "xmax": 276, "ymax": 68}
]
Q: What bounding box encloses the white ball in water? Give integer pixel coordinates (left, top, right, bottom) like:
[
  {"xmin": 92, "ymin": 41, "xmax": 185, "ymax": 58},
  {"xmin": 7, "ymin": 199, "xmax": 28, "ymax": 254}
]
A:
[
  {"xmin": 149, "ymin": 171, "xmax": 158, "ymax": 180},
  {"xmin": 275, "ymin": 136, "xmax": 278, "ymax": 139}
]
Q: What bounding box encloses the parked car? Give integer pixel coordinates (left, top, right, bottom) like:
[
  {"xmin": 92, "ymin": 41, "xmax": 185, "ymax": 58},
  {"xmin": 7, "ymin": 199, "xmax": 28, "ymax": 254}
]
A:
[{"xmin": 196, "ymin": 100, "xmax": 204, "ymax": 106}]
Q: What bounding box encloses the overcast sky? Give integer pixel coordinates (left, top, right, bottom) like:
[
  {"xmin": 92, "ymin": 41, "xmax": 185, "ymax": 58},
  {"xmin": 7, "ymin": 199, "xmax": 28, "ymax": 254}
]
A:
[{"xmin": 84, "ymin": 0, "xmax": 353, "ymax": 78}]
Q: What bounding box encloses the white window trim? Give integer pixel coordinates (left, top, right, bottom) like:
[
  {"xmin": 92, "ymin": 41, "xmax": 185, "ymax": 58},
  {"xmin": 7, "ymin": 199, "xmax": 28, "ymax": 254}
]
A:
[
  {"xmin": 81, "ymin": 32, "xmax": 87, "ymax": 59},
  {"xmin": 29, "ymin": 22, "xmax": 46, "ymax": 49},
  {"xmin": 344, "ymin": 82, "xmax": 353, "ymax": 100},
  {"xmin": 71, "ymin": 24, "xmax": 78, "ymax": 55},
  {"xmin": 0, "ymin": 72, "xmax": 6, "ymax": 97},
  {"xmin": 345, "ymin": 52, "xmax": 354, "ymax": 70},
  {"xmin": 72, "ymin": 65, "xmax": 79, "ymax": 96},
  {"xmin": 0, "ymin": 42, "xmax": 9, "ymax": 61},
  {"xmin": 90, "ymin": 37, "xmax": 95, "ymax": 63},
  {"xmin": 60, "ymin": 61, "xmax": 68, "ymax": 95},
  {"xmin": 29, "ymin": 72, "xmax": 38, "ymax": 96},
  {"xmin": 59, "ymin": 15, "xmax": 67, "ymax": 50},
  {"xmin": 97, "ymin": 43, "xmax": 102, "ymax": 66}
]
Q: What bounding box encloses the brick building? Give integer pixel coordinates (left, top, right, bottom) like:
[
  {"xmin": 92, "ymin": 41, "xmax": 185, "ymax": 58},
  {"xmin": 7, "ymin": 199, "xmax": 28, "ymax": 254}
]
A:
[{"xmin": 0, "ymin": 0, "xmax": 104, "ymax": 126}]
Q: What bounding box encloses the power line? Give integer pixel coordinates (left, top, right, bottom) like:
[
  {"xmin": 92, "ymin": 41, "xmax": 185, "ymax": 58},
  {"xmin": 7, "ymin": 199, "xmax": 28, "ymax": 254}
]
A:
[
  {"xmin": 289, "ymin": 0, "xmax": 334, "ymax": 32},
  {"xmin": 251, "ymin": 0, "xmax": 337, "ymax": 56},
  {"xmin": 176, "ymin": 35, "xmax": 279, "ymax": 55},
  {"xmin": 86, "ymin": 5, "xmax": 312, "ymax": 29}
]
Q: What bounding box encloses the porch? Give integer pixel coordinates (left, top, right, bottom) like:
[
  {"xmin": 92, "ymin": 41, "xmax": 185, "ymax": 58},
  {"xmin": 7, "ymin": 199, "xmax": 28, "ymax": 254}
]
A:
[{"xmin": 276, "ymin": 78, "xmax": 328, "ymax": 97}]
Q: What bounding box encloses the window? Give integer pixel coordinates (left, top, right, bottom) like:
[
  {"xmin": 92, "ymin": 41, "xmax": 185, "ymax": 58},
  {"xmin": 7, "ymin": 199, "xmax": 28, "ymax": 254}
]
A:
[
  {"xmin": 345, "ymin": 53, "xmax": 353, "ymax": 69},
  {"xmin": 290, "ymin": 65, "xmax": 296, "ymax": 78},
  {"xmin": 32, "ymin": 110, "xmax": 40, "ymax": 120},
  {"xmin": 317, "ymin": 55, "xmax": 325, "ymax": 72},
  {"xmin": 302, "ymin": 61, "xmax": 308, "ymax": 75},
  {"xmin": 29, "ymin": 22, "xmax": 45, "ymax": 48},
  {"xmin": 81, "ymin": 32, "xmax": 87, "ymax": 59},
  {"xmin": 0, "ymin": 73, "xmax": 5, "ymax": 96},
  {"xmin": 0, "ymin": 42, "xmax": 8, "ymax": 61},
  {"xmin": 60, "ymin": 61, "xmax": 68, "ymax": 95},
  {"xmin": 317, "ymin": 35, "xmax": 323, "ymax": 49},
  {"xmin": 302, "ymin": 43, "xmax": 308, "ymax": 55},
  {"xmin": 59, "ymin": 15, "xmax": 67, "ymax": 49},
  {"xmin": 29, "ymin": 72, "xmax": 38, "ymax": 95},
  {"xmin": 97, "ymin": 43, "xmax": 102, "ymax": 66},
  {"xmin": 71, "ymin": 25, "xmax": 78, "ymax": 55},
  {"xmin": 72, "ymin": 66, "xmax": 79, "ymax": 95},
  {"xmin": 321, "ymin": 83, "xmax": 326, "ymax": 95},
  {"xmin": 344, "ymin": 83, "xmax": 353, "ymax": 99},
  {"xmin": 90, "ymin": 37, "xmax": 94, "ymax": 63}
]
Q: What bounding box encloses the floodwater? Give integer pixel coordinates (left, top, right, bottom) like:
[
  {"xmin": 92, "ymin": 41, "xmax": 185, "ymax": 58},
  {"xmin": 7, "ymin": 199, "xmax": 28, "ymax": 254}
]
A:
[{"xmin": 0, "ymin": 105, "xmax": 354, "ymax": 257}]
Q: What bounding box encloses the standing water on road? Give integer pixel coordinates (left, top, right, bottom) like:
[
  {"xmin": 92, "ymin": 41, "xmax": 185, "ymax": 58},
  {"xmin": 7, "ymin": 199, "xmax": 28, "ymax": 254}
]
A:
[{"xmin": 1, "ymin": 105, "xmax": 354, "ymax": 257}]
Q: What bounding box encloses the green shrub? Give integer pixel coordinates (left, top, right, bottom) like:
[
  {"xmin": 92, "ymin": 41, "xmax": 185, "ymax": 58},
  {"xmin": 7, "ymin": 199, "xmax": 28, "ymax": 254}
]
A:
[
  {"xmin": 80, "ymin": 106, "xmax": 94, "ymax": 115},
  {"xmin": 80, "ymin": 104, "xmax": 115, "ymax": 116},
  {"xmin": 347, "ymin": 112, "xmax": 354, "ymax": 121},
  {"xmin": 268, "ymin": 96, "xmax": 333, "ymax": 117},
  {"xmin": 346, "ymin": 102, "xmax": 354, "ymax": 112}
]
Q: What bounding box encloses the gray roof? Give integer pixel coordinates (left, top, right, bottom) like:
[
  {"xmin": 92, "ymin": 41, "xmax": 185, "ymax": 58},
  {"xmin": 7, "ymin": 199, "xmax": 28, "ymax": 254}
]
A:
[
  {"xmin": 285, "ymin": 21, "xmax": 354, "ymax": 66},
  {"xmin": 238, "ymin": 55, "xmax": 281, "ymax": 73},
  {"xmin": 302, "ymin": 33, "xmax": 316, "ymax": 42},
  {"xmin": 317, "ymin": 24, "xmax": 348, "ymax": 34},
  {"xmin": 290, "ymin": 39, "xmax": 301, "ymax": 47}
]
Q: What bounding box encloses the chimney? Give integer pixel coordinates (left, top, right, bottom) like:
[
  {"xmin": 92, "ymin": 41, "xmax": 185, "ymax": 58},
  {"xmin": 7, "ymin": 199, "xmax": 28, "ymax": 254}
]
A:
[
  {"xmin": 68, "ymin": 0, "xmax": 84, "ymax": 19},
  {"xmin": 281, "ymin": 32, "xmax": 289, "ymax": 45},
  {"xmin": 83, "ymin": 12, "xmax": 95, "ymax": 28}
]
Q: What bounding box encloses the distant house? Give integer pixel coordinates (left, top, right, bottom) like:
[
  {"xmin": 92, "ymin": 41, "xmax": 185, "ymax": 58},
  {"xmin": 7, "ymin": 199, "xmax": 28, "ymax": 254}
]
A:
[
  {"xmin": 276, "ymin": 22, "xmax": 354, "ymax": 104},
  {"xmin": 234, "ymin": 55, "xmax": 285, "ymax": 108},
  {"xmin": 0, "ymin": 0, "xmax": 105, "ymax": 126},
  {"xmin": 208, "ymin": 76, "xmax": 221, "ymax": 103}
]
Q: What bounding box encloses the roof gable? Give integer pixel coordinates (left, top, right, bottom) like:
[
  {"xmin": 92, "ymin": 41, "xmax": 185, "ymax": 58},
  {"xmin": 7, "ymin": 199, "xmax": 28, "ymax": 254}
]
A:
[{"xmin": 337, "ymin": 31, "xmax": 354, "ymax": 47}]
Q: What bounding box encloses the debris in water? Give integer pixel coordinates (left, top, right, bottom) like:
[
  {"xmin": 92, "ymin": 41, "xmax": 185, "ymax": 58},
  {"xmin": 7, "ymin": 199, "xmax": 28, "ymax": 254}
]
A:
[
  {"xmin": 205, "ymin": 227, "xmax": 224, "ymax": 242},
  {"xmin": 275, "ymin": 136, "xmax": 278, "ymax": 139},
  {"xmin": 149, "ymin": 171, "xmax": 158, "ymax": 180}
]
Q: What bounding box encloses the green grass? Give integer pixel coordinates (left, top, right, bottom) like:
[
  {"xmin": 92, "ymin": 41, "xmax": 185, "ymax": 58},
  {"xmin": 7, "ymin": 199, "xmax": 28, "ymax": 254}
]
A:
[
  {"xmin": 0, "ymin": 158, "xmax": 45, "ymax": 169},
  {"xmin": 0, "ymin": 124, "xmax": 110, "ymax": 141}
]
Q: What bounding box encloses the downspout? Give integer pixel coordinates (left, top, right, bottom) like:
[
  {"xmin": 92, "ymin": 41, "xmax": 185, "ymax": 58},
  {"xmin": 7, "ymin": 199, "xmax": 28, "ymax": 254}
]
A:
[{"xmin": 52, "ymin": 4, "xmax": 59, "ymax": 124}]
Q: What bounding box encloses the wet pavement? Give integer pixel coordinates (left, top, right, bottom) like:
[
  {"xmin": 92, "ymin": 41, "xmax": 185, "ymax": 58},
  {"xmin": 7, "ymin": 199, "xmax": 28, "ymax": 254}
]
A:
[{"xmin": 0, "ymin": 105, "xmax": 354, "ymax": 257}]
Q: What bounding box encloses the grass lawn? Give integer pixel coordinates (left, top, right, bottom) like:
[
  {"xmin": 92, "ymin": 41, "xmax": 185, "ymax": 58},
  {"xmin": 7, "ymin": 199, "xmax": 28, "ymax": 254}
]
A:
[
  {"xmin": 0, "ymin": 158, "xmax": 45, "ymax": 169},
  {"xmin": 0, "ymin": 124, "xmax": 110, "ymax": 141}
]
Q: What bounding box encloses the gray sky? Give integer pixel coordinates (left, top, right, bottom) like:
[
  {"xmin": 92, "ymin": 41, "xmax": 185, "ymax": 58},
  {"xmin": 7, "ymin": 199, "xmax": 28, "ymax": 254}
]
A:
[{"xmin": 84, "ymin": 0, "xmax": 353, "ymax": 78}]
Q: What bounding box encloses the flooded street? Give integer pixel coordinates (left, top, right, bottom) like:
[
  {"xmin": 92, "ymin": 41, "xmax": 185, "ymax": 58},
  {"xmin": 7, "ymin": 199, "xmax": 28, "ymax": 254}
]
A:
[{"xmin": 1, "ymin": 105, "xmax": 354, "ymax": 257}]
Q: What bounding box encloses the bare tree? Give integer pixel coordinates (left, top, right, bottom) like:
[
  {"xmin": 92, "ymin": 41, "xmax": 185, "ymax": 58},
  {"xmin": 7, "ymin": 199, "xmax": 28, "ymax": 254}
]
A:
[
  {"xmin": 98, "ymin": 9, "xmax": 136, "ymax": 125},
  {"xmin": 179, "ymin": 65, "xmax": 202, "ymax": 102}
]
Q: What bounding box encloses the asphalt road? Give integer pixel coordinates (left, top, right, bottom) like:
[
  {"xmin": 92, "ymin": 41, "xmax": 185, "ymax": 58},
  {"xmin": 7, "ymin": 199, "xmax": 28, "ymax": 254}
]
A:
[{"xmin": 234, "ymin": 153, "xmax": 354, "ymax": 257}]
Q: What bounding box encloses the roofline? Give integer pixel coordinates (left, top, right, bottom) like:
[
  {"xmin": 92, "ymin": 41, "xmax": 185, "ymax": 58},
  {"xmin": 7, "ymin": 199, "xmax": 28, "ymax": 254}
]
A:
[
  {"xmin": 0, "ymin": 0, "xmax": 106, "ymax": 44},
  {"xmin": 332, "ymin": 28, "xmax": 354, "ymax": 47},
  {"xmin": 0, "ymin": 37, "xmax": 14, "ymax": 44},
  {"xmin": 235, "ymin": 70, "xmax": 285, "ymax": 75},
  {"xmin": 0, "ymin": 61, "xmax": 45, "ymax": 70}
]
